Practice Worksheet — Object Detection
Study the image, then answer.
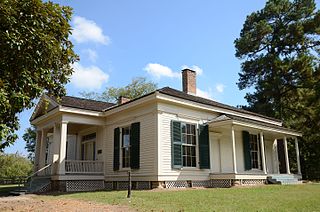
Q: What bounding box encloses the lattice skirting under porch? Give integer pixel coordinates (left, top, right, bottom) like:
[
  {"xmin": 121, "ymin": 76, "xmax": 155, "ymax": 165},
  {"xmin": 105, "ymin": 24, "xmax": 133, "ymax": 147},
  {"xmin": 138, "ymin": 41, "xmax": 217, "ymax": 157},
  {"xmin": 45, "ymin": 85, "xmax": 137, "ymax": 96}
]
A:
[
  {"xmin": 65, "ymin": 180, "xmax": 104, "ymax": 192},
  {"xmin": 240, "ymin": 179, "xmax": 266, "ymax": 185},
  {"xmin": 163, "ymin": 179, "xmax": 266, "ymax": 189}
]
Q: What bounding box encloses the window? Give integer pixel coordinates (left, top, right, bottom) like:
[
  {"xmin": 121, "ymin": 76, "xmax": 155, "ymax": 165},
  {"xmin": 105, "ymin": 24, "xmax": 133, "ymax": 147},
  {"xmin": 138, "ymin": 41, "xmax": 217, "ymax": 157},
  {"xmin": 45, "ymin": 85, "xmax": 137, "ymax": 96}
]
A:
[
  {"xmin": 81, "ymin": 133, "xmax": 96, "ymax": 160},
  {"xmin": 121, "ymin": 127, "xmax": 131, "ymax": 168},
  {"xmin": 181, "ymin": 123, "xmax": 197, "ymax": 167},
  {"xmin": 249, "ymin": 134, "xmax": 260, "ymax": 169}
]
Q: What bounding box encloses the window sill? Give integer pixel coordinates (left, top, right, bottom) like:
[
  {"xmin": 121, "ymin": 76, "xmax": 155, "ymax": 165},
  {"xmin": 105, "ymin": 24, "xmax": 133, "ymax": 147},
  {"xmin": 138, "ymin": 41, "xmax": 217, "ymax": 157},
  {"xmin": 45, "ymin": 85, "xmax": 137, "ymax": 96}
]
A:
[
  {"xmin": 180, "ymin": 167, "xmax": 199, "ymax": 171},
  {"xmin": 118, "ymin": 168, "xmax": 131, "ymax": 172}
]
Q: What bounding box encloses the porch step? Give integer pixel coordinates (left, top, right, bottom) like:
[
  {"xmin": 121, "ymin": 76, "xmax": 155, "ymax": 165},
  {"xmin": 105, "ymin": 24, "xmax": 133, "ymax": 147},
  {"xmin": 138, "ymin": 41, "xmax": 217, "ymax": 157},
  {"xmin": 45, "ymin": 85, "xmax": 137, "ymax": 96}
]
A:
[
  {"xmin": 26, "ymin": 177, "xmax": 51, "ymax": 193},
  {"xmin": 267, "ymin": 174, "xmax": 302, "ymax": 185}
]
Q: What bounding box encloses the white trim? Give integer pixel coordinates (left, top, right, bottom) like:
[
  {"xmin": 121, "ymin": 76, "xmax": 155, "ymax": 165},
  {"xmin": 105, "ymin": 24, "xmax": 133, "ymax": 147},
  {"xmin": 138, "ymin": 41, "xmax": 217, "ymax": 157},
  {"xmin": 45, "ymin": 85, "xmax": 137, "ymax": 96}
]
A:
[
  {"xmin": 231, "ymin": 125, "xmax": 237, "ymax": 174},
  {"xmin": 209, "ymin": 119, "xmax": 301, "ymax": 137},
  {"xmin": 31, "ymin": 107, "xmax": 60, "ymax": 125},
  {"xmin": 260, "ymin": 132, "xmax": 267, "ymax": 174},
  {"xmin": 284, "ymin": 137, "xmax": 291, "ymax": 174},
  {"xmin": 60, "ymin": 106, "xmax": 104, "ymax": 117}
]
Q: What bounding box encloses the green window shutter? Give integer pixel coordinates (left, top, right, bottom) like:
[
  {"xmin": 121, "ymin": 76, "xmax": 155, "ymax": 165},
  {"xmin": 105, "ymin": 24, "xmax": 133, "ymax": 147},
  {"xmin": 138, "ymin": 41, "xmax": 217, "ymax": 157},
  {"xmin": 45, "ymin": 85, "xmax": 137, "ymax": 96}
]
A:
[
  {"xmin": 199, "ymin": 124, "xmax": 210, "ymax": 169},
  {"xmin": 113, "ymin": 127, "xmax": 120, "ymax": 171},
  {"xmin": 130, "ymin": 122, "xmax": 140, "ymax": 169},
  {"xmin": 242, "ymin": 130, "xmax": 252, "ymax": 170},
  {"xmin": 171, "ymin": 121, "xmax": 182, "ymax": 169}
]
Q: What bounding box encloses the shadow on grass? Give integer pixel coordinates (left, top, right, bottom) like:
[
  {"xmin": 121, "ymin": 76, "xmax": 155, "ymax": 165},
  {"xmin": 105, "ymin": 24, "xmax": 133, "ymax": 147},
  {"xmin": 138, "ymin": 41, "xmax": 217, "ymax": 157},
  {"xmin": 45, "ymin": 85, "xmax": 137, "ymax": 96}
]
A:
[{"xmin": 0, "ymin": 185, "xmax": 21, "ymax": 197}]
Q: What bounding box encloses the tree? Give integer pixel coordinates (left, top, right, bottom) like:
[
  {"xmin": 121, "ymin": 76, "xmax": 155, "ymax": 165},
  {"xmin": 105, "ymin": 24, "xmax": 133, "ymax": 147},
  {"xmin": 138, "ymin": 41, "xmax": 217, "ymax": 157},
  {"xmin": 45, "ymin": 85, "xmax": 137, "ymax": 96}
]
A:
[
  {"xmin": 0, "ymin": 0, "xmax": 78, "ymax": 150},
  {"xmin": 81, "ymin": 77, "xmax": 157, "ymax": 103},
  {"xmin": 234, "ymin": 0, "xmax": 320, "ymax": 179},
  {"xmin": 0, "ymin": 153, "xmax": 32, "ymax": 179},
  {"xmin": 23, "ymin": 126, "xmax": 36, "ymax": 161}
]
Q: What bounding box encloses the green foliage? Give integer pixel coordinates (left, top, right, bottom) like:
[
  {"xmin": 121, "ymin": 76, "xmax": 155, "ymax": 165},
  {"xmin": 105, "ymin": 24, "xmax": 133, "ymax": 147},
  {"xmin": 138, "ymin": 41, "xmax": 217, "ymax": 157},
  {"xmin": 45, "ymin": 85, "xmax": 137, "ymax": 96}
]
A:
[
  {"xmin": 235, "ymin": 0, "xmax": 320, "ymax": 179},
  {"xmin": 23, "ymin": 126, "xmax": 36, "ymax": 161},
  {"xmin": 0, "ymin": 0, "xmax": 78, "ymax": 150},
  {"xmin": 0, "ymin": 153, "xmax": 32, "ymax": 178},
  {"xmin": 81, "ymin": 77, "xmax": 157, "ymax": 103}
]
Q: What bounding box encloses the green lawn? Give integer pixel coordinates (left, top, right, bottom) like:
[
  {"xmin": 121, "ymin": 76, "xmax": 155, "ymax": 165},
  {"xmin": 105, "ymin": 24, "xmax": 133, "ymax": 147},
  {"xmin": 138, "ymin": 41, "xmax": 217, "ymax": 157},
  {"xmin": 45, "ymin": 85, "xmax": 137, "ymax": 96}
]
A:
[{"xmin": 49, "ymin": 184, "xmax": 320, "ymax": 211}]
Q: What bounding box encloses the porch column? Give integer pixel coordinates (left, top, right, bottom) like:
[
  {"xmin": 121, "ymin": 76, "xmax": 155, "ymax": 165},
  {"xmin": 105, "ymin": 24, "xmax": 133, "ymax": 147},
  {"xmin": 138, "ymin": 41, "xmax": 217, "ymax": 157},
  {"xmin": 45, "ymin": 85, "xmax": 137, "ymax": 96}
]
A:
[
  {"xmin": 58, "ymin": 121, "xmax": 68, "ymax": 175},
  {"xmin": 33, "ymin": 130, "xmax": 42, "ymax": 172},
  {"xmin": 295, "ymin": 137, "xmax": 301, "ymax": 175},
  {"xmin": 273, "ymin": 139, "xmax": 280, "ymax": 174},
  {"xmin": 260, "ymin": 132, "xmax": 267, "ymax": 174},
  {"xmin": 231, "ymin": 125, "xmax": 237, "ymax": 174},
  {"xmin": 283, "ymin": 137, "xmax": 291, "ymax": 174},
  {"xmin": 38, "ymin": 129, "xmax": 47, "ymax": 169}
]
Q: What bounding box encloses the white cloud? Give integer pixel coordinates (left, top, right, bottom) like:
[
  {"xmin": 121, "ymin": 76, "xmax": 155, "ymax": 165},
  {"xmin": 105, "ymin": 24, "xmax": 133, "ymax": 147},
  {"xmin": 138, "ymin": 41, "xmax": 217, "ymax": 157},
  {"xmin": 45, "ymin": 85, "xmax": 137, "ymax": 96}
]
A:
[
  {"xmin": 144, "ymin": 63, "xmax": 180, "ymax": 79},
  {"xmin": 215, "ymin": 83, "xmax": 225, "ymax": 93},
  {"xmin": 71, "ymin": 16, "xmax": 110, "ymax": 45},
  {"xmin": 196, "ymin": 88, "xmax": 213, "ymax": 99},
  {"xmin": 181, "ymin": 65, "xmax": 203, "ymax": 75},
  {"xmin": 83, "ymin": 49, "xmax": 98, "ymax": 62},
  {"xmin": 71, "ymin": 63, "xmax": 109, "ymax": 90}
]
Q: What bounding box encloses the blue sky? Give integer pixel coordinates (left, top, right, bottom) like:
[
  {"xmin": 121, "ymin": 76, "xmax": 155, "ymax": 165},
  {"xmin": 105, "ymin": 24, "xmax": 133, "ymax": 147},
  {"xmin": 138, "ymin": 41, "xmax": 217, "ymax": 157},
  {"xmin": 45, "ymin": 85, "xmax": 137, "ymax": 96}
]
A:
[{"xmin": 5, "ymin": 0, "xmax": 307, "ymax": 155}]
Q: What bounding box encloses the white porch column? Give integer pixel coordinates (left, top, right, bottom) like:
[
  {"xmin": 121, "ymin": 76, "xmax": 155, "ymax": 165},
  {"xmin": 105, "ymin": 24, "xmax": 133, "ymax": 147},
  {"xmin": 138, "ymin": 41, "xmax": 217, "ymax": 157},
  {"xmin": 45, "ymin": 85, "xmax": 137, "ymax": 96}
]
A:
[
  {"xmin": 260, "ymin": 132, "xmax": 267, "ymax": 174},
  {"xmin": 283, "ymin": 137, "xmax": 291, "ymax": 174},
  {"xmin": 52, "ymin": 123, "xmax": 61, "ymax": 175},
  {"xmin": 273, "ymin": 139, "xmax": 280, "ymax": 174},
  {"xmin": 231, "ymin": 125, "xmax": 237, "ymax": 174},
  {"xmin": 295, "ymin": 137, "xmax": 301, "ymax": 175},
  {"xmin": 38, "ymin": 129, "xmax": 47, "ymax": 169},
  {"xmin": 57, "ymin": 121, "xmax": 68, "ymax": 175},
  {"xmin": 33, "ymin": 130, "xmax": 42, "ymax": 172}
]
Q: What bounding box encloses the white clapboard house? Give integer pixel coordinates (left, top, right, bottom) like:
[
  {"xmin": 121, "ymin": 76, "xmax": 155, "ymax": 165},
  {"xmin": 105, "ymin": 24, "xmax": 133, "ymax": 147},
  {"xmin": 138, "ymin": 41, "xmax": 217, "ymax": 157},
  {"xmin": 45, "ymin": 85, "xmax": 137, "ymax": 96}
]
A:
[{"xmin": 30, "ymin": 69, "xmax": 302, "ymax": 192}]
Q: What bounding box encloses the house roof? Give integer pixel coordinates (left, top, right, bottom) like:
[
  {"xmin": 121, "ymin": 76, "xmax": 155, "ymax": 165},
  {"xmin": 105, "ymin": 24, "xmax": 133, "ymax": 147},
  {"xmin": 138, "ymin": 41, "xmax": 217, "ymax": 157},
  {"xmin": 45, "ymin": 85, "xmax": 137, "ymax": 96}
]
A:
[
  {"xmin": 209, "ymin": 114, "xmax": 301, "ymax": 135},
  {"xmin": 157, "ymin": 87, "xmax": 281, "ymax": 123},
  {"xmin": 51, "ymin": 96, "xmax": 115, "ymax": 112},
  {"xmin": 36, "ymin": 87, "xmax": 281, "ymax": 125}
]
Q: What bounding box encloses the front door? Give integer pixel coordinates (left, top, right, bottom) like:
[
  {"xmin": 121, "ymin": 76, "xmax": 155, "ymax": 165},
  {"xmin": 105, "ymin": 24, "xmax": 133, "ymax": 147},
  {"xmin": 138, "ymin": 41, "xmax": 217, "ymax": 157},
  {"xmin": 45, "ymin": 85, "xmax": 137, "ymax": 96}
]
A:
[{"xmin": 277, "ymin": 140, "xmax": 287, "ymax": 174}]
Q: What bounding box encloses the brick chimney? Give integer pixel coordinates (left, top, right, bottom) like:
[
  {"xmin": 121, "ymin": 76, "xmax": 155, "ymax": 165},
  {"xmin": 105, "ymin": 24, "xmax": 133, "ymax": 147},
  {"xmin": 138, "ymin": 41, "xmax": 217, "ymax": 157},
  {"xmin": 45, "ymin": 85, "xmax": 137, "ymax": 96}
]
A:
[
  {"xmin": 118, "ymin": 96, "xmax": 131, "ymax": 105},
  {"xmin": 182, "ymin": 69, "xmax": 196, "ymax": 95}
]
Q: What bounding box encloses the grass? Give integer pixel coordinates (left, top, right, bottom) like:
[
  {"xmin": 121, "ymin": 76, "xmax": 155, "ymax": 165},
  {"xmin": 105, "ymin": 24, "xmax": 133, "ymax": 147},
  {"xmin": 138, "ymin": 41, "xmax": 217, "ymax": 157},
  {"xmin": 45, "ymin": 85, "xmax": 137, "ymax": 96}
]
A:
[
  {"xmin": 45, "ymin": 184, "xmax": 320, "ymax": 211},
  {"xmin": 0, "ymin": 184, "xmax": 20, "ymax": 197}
]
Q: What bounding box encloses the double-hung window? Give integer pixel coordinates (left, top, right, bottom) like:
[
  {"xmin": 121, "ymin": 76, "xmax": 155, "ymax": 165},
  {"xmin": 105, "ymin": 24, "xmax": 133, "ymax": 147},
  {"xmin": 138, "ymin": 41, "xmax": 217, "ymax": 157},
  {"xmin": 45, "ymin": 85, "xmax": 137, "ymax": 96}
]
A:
[
  {"xmin": 181, "ymin": 123, "xmax": 197, "ymax": 167},
  {"xmin": 250, "ymin": 134, "xmax": 260, "ymax": 169},
  {"xmin": 81, "ymin": 133, "xmax": 96, "ymax": 161},
  {"xmin": 121, "ymin": 127, "xmax": 131, "ymax": 168}
]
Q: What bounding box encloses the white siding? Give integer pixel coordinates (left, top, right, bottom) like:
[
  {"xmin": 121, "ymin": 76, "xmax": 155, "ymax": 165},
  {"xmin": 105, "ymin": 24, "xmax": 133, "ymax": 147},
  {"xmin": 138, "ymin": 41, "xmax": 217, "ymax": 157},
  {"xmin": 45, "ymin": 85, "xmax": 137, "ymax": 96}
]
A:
[
  {"xmin": 157, "ymin": 102, "xmax": 218, "ymax": 181},
  {"xmin": 104, "ymin": 103, "xmax": 158, "ymax": 181},
  {"xmin": 210, "ymin": 133, "xmax": 221, "ymax": 173}
]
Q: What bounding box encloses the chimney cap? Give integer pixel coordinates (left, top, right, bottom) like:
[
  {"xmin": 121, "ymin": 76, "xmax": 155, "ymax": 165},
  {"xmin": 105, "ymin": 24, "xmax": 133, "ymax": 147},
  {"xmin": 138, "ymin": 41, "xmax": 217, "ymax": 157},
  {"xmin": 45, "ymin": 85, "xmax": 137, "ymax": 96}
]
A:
[{"xmin": 181, "ymin": 68, "xmax": 196, "ymax": 73}]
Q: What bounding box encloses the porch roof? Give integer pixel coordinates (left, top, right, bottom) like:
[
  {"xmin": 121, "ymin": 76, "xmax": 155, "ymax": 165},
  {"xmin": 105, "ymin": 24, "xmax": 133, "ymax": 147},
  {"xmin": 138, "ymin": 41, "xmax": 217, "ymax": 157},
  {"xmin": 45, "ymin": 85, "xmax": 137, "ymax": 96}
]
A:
[{"xmin": 208, "ymin": 115, "xmax": 302, "ymax": 137}]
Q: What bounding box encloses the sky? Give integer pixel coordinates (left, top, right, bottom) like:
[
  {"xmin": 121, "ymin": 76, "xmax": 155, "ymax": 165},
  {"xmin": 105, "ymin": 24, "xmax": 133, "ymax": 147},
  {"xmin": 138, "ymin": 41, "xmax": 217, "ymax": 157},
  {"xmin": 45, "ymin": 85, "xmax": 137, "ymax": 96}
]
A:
[{"xmin": 6, "ymin": 0, "xmax": 313, "ymax": 155}]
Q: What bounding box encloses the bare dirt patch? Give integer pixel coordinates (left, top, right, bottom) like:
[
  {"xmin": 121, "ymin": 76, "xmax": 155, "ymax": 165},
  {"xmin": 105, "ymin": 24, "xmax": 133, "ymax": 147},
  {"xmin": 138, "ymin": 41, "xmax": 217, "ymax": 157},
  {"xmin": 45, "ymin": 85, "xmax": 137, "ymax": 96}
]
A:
[{"xmin": 0, "ymin": 194, "xmax": 133, "ymax": 212}]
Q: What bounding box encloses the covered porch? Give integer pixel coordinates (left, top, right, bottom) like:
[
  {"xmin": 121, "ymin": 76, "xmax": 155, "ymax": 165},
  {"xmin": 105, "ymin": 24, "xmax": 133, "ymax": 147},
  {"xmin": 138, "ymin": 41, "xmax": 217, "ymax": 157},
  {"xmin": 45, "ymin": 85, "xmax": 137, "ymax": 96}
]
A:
[
  {"xmin": 33, "ymin": 114, "xmax": 106, "ymax": 179},
  {"xmin": 208, "ymin": 115, "xmax": 302, "ymax": 184}
]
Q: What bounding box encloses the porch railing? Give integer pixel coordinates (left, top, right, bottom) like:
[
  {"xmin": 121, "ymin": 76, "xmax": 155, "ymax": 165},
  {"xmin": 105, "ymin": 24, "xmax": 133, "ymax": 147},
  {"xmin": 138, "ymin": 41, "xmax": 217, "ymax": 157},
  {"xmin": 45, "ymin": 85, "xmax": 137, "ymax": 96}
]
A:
[{"xmin": 65, "ymin": 160, "xmax": 104, "ymax": 174}]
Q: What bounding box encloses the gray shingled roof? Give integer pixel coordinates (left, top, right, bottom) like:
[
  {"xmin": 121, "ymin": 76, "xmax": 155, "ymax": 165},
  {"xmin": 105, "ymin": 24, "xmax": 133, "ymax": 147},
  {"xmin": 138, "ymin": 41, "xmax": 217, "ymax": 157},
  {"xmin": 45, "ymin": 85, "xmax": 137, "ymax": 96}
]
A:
[
  {"xmin": 158, "ymin": 87, "xmax": 281, "ymax": 122},
  {"xmin": 57, "ymin": 96, "xmax": 115, "ymax": 112}
]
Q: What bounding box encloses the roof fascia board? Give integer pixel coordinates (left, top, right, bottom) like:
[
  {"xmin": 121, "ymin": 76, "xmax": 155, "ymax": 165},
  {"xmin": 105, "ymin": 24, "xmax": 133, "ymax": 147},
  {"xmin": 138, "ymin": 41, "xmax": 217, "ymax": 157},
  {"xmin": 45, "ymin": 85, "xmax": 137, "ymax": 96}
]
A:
[
  {"xmin": 31, "ymin": 106, "xmax": 60, "ymax": 125},
  {"xmin": 156, "ymin": 93, "xmax": 282, "ymax": 126},
  {"xmin": 232, "ymin": 120, "xmax": 302, "ymax": 137},
  {"xmin": 208, "ymin": 119, "xmax": 301, "ymax": 137},
  {"xmin": 59, "ymin": 106, "xmax": 103, "ymax": 117}
]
